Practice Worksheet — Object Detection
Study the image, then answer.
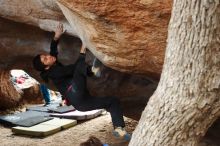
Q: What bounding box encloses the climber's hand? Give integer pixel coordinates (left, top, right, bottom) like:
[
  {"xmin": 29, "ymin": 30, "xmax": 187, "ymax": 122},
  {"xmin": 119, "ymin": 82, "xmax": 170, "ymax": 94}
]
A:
[
  {"xmin": 80, "ymin": 45, "xmax": 86, "ymax": 54},
  {"xmin": 54, "ymin": 23, "xmax": 66, "ymax": 40}
]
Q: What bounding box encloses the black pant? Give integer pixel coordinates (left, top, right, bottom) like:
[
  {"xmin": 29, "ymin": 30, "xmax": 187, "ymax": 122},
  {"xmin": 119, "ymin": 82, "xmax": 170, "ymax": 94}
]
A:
[{"xmin": 66, "ymin": 59, "xmax": 125, "ymax": 127}]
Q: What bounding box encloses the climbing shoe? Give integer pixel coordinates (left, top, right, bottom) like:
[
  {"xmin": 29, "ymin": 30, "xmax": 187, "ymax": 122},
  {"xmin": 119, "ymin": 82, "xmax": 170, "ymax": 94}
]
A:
[
  {"xmin": 92, "ymin": 58, "xmax": 102, "ymax": 77},
  {"xmin": 112, "ymin": 127, "xmax": 131, "ymax": 141}
]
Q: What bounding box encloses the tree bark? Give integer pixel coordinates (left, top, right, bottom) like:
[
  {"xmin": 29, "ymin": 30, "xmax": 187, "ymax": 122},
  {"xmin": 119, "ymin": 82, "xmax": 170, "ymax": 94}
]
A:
[{"xmin": 129, "ymin": 0, "xmax": 220, "ymax": 146}]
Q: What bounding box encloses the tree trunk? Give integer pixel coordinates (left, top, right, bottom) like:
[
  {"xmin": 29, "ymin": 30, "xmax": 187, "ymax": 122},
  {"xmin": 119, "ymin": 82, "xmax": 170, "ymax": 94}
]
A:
[{"xmin": 129, "ymin": 1, "xmax": 220, "ymax": 146}]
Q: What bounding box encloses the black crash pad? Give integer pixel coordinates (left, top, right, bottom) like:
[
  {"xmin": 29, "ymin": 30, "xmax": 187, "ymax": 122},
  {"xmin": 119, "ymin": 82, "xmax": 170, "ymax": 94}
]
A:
[
  {"xmin": 48, "ymin": 105, "xmax": 75, "ymax": 113},
  {"xmin": 26, "ymin": 103, "xmax": 60, "ymax": 112},
  {"xmin": 14, "ymin": 116, "xmax": 53, "ymax": 127},
  {"xmin": 0, "ymin": 111, "xmax": 51, "ymax": 127},
  {"xmin": 27, "ymin": 104, "xmax": 75, "ymax": 113}
]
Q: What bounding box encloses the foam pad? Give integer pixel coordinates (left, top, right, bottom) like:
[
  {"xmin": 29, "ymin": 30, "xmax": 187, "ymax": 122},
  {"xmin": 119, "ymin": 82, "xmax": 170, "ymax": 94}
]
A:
[
  {"xmin": 48, "ymin": 105, "xmax": 75, "ymax": 113},
  {"xmin": 26, "ymin": 104, "xmax": 60, "ymax": 112},
  {"xmin": 14, "ymin": 116, "xmax": 53, "ymax": 127},
  {"xmin": 50, "ymin": 109, "xmax": 103, "ymax": 120},
  {"xmin": 0, "ymin": 111, "xmax": 49, "ymax": 126},
  {"xmin": 12, "ymin": 118, "xmax": 77, "ymax": 137}
]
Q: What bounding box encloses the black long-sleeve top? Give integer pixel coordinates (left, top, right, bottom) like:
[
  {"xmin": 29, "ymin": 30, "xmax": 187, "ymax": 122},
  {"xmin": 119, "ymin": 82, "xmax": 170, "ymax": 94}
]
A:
[{"xmin": 40, "ymin": 39, "xmax": 85, "ymax": 99}]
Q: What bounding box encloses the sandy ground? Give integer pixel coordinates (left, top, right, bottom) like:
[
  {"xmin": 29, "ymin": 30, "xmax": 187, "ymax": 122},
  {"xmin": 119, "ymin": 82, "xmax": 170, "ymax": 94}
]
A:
[
  {"xmin": 1, "ymin": 113, "xmax": 220, "ymax": 146},
  {"xmin": 0, "ymin": 113, "xmax": 137, "ymax": 146}
]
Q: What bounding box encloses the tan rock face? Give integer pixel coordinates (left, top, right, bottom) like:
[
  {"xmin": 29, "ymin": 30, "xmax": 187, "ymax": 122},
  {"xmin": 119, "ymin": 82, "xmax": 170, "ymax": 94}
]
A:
[
  {"xmin": 0, "ymin": 0, "xmax": 75, "ymax": 35},
  {"xmin": 57, "ymin": 0, "xmax": 172, "ymax": 77},
  {"xmin": 0, "ymin": 0, "xmax": 172, "ymax": 78}
]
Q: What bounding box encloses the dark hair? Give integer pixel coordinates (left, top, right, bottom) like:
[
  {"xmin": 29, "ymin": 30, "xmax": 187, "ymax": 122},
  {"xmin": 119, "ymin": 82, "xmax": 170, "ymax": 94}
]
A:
[
  {"xmin": 32, "ymin": 54, "xmax": 46, "ymax": 72},
  {"xmin": 80, "ymin": 136, "xmax": 103, "ymax": 146}
]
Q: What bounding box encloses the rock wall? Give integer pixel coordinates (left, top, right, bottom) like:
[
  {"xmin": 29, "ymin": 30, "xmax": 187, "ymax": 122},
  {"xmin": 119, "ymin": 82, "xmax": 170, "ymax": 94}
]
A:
[
  {"xmin": 0, "ymin": 17, "xmax": 81, "ymax": 70},
  {"xmin": 0, "ymin": 0, "xmax": 75, "ymax": 36},
  {"xmin": 0, "ymin": 0, "xmax": 172, "ymax": 78},
  {"xmin": 57, "ymin": 0, "xmax": 172, "ymax": 78}
]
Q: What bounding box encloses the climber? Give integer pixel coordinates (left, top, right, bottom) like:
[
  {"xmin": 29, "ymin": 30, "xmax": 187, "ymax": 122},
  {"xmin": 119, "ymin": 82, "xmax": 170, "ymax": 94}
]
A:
[{"xmin": 32, "ymin": 23, "xmax": 131, "ymax": 141}]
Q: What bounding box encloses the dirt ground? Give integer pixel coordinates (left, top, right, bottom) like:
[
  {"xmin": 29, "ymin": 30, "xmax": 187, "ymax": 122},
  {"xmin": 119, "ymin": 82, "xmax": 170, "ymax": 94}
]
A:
[
  {"xmin": 0, "ymin": 113, "xmax": 137, "ymax": 146},
  {"xmin": 1, "ymin": 104, "xmax": 220, "ymax": 146},
  {"xmin": 1, "ymin": 112, "xmax": 220, "ymax": 146}
]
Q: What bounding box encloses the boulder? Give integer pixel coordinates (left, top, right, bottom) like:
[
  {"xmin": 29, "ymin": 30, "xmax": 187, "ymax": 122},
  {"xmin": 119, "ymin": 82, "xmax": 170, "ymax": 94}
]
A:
[
  {"xmin": 0, "ymin": 0, "xmax": 172, "ymax": 77},
  {"xmin": 57, "ymin": 0, "xmax": 172, "ymax": 77}
]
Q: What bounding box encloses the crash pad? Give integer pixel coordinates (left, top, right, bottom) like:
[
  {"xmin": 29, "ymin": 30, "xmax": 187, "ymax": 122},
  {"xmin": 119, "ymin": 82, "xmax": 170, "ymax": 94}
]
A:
[
  {"xmin": 27, "ymin": 104, "xmax": 75, "ymax": 113},
  {"xmin": 14, "ymin": 116, "xmax": 53, "ymax": 127},
  {"xmin": 26, "ymin": 103, "xmax": 60, "ymax": 112},
  {"xmin": 48, "ymin": 105, "xmax": 75, "ymax": 113},
  {"xmin": 0, "ymin": 111, "xmax": 50, "ymax": 126},
  {"xmin": 50, "ymin": 109, "xmax": 103, "ymax": 120},
  {"xmin": 12, "ymin": 118, "xmax": 77, "ymax": 137}
]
